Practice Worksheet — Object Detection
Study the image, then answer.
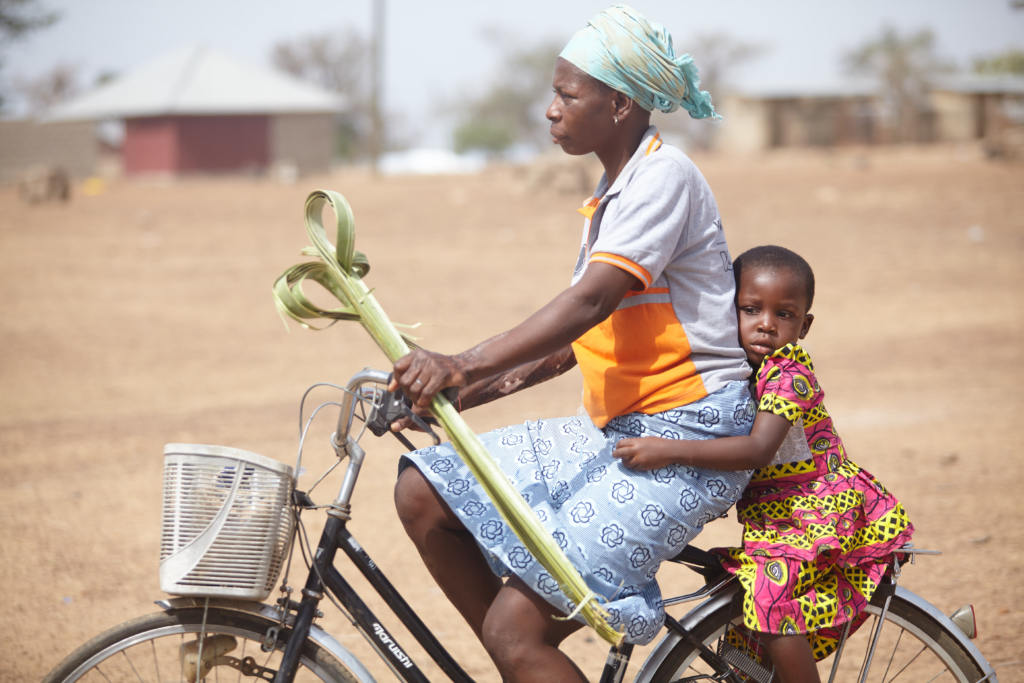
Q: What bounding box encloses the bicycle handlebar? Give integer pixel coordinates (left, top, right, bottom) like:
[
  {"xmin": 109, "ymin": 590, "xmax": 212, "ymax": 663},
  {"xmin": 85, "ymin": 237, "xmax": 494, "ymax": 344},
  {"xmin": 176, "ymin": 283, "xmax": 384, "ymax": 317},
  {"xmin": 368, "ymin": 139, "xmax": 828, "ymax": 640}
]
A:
[{"xmin": 334, "ymin": 368, "xmax": 391, "ymax": 445}]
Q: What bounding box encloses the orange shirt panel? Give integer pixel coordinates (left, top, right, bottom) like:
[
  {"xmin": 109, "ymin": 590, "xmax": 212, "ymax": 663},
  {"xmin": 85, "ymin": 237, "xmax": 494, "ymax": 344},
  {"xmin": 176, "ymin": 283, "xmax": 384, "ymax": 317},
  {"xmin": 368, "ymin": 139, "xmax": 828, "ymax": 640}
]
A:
[{"xmin": 572, "ymin": 301, "xmax": 709, "ymax": 428}]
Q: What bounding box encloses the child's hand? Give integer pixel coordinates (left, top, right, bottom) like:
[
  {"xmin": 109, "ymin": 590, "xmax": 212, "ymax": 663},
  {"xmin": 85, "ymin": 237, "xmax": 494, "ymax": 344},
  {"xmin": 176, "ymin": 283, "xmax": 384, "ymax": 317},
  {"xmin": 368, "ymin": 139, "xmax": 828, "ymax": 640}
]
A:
[{"xmin": 612, "ymin": 437, "xmax": 685, "ymax": 471}]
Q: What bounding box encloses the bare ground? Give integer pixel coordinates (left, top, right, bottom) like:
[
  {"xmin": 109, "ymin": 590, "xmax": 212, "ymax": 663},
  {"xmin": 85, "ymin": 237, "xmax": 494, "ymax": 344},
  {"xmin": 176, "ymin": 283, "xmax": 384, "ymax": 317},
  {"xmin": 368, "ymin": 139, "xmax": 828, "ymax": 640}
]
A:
[{"xmin": 1, "ymin": 145, "xmax": 1022, "ymax": 682}]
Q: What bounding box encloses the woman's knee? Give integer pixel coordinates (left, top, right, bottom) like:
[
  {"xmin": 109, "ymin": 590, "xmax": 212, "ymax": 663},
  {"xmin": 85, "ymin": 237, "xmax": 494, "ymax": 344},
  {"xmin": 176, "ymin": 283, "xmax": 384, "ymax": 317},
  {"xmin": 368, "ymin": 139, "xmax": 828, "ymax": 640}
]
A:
[
  {"xmin": 481, "ymin": 579, "xmax": 581, "ymax": 666},
  {"xmin": 394, "ymin": 466, "xmax": 459, "ymax": 535},
  {"xmin": 394, "ymin": 467, "xmax": 434, "ymax": 528}
]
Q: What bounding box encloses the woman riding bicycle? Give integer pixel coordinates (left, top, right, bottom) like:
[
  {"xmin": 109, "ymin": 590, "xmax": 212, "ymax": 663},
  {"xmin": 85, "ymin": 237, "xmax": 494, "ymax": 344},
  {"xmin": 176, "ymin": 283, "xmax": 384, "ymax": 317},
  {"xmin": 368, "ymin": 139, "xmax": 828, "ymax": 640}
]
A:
[{"xmin": 391, "ymin": 6, "xmax": 752, "ymax": 681}]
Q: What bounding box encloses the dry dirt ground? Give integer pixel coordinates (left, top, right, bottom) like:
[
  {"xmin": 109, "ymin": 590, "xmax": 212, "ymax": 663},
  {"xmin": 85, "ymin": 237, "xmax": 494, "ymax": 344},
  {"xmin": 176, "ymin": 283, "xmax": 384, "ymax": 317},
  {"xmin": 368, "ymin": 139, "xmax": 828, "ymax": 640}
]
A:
[{"xmin": 2, "ymin": 146, "xmax": 1022, "ymax": 682}]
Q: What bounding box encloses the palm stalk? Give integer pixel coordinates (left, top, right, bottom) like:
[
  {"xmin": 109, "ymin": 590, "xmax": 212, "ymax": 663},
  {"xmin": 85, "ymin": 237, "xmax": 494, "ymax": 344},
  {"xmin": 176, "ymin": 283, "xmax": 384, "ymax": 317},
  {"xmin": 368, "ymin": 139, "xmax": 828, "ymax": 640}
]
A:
[{"xmin": 273, "ymin": 190, "xmax": 623, "ymax": 646}]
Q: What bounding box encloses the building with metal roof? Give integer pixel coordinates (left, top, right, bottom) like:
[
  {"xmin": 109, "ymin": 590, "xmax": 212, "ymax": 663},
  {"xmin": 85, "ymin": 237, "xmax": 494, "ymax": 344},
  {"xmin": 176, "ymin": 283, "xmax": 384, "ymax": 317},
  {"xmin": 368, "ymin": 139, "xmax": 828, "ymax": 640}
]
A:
[
  {"xmin": 930, "ymin": 75, "xmax": 1024, "ymax": 157},
  {"xmin": 715, "ymin": 74, "xmax": 1024, "ymax": 155},
  {"xmin": 47, "ymin": 44, "xmax": 344, "ymax": 176}
]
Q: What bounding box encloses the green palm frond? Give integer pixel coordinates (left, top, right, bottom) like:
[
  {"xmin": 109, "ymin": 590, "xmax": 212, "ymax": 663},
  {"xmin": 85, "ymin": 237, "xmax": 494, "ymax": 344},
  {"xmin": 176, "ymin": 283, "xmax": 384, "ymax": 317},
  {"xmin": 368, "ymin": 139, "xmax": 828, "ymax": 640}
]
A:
[{"xmin": 272, "ymin": 189, "xmax": 623, "ymax": 646}]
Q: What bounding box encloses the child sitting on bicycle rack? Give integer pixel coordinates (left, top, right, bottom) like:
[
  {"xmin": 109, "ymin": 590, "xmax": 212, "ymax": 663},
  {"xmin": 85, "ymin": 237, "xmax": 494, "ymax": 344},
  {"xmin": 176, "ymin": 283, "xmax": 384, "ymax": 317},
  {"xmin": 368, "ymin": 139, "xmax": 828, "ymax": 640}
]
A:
[{"xmin": 613, "ymin": 246, "xmax": 915, "ymax": 683}]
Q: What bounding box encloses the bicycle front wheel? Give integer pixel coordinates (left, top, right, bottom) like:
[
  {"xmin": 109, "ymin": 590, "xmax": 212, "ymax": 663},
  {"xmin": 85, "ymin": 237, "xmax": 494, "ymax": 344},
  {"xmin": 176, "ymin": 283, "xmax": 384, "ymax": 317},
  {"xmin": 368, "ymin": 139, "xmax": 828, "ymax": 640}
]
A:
[
  {"xmin": 647, "ymin": 587, "xmax": 987, "ymax": 683},
  {"xmin": 42, "ymin": 607, "xmax": 360, "ymax": 683}
]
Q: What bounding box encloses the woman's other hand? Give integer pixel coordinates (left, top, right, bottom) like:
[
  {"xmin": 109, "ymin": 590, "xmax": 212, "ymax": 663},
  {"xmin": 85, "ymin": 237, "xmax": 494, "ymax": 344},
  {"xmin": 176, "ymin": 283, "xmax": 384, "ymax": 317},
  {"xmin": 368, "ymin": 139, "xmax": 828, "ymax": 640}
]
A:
[{"xmin": 612, "ymin": 437, "xmax": 685, "ymax": 471}]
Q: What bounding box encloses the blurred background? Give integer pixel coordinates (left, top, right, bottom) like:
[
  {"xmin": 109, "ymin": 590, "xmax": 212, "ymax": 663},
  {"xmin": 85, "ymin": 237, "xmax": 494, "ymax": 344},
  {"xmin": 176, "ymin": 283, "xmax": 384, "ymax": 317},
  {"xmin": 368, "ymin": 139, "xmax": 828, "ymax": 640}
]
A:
[
  {"xmin": 1, "ymin": 0, "xmax": 1024, "ymax": 181},
  {"xmin": 1, "ymin": 2, "xmax": 1022, "ymax": 682}
]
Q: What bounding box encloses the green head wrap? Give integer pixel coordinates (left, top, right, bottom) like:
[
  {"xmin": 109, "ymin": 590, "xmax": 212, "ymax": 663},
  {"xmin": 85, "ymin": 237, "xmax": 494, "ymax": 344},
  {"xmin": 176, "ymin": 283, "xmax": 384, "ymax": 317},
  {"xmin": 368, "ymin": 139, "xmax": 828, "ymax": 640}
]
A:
[{"xmin": 559, "ymin": 5, "xmax": 719, "ymax": 120}]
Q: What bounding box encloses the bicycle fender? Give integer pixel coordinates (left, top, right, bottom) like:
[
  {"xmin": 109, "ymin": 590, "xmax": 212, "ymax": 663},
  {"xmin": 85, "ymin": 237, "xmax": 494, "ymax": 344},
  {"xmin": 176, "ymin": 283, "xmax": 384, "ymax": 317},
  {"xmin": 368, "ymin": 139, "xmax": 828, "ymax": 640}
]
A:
[
  {"xmin": 632, "ymin": 583, "xmax": 743, "ymax": 683},
  {"xmin": 156, "ymin": 597, "xmax": 379, "ymax": 683}
]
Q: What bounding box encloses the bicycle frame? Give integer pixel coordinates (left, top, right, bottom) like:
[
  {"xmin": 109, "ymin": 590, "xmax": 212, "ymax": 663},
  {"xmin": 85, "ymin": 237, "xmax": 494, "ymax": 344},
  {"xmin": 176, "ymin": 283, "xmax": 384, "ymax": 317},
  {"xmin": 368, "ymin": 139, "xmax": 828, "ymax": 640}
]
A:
[
  {"xmin": 262, "ymin": 369, "xmax": 744, "ymax": 683},
  {"xmin": 234, "ymin": 369, "xmax": 993, "ymax": 683}
]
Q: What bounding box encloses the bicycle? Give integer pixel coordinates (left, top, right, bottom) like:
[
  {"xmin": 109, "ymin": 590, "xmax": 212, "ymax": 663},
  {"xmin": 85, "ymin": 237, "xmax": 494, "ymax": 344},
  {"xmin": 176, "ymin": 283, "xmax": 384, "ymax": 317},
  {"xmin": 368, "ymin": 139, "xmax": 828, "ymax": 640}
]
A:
[{"xmin": 43, "ymin": 367, "xmax": 999, "ymax": 683}]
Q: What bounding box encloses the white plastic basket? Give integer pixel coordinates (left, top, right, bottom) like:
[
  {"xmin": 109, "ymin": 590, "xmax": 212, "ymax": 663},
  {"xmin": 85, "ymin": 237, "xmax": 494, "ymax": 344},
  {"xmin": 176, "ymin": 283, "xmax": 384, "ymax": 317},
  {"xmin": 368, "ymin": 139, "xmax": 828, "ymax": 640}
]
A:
[{"xmin": 160, "ymin": 444, "xmax": 294, "ymax": 600}]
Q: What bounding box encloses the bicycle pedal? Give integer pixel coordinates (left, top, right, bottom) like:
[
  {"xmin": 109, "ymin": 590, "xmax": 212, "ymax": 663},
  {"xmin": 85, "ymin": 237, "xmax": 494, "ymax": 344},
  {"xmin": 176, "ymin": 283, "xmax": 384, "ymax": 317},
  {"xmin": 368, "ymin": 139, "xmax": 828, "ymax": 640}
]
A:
[{"xmin": 719, "ymin": 643, "xmax": 773, "ymax": 683}]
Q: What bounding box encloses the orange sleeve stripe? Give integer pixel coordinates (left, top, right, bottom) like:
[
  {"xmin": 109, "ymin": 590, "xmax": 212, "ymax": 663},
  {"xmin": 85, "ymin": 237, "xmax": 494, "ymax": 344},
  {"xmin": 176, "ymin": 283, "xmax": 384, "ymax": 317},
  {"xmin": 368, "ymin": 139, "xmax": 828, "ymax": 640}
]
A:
[
  {"xmin": 590, "ymin": 252, "xmax": 652, "ymax": 288},
  {"xmin": 624, "ymin": 287, "xmax": 669, "ymax": 297}
]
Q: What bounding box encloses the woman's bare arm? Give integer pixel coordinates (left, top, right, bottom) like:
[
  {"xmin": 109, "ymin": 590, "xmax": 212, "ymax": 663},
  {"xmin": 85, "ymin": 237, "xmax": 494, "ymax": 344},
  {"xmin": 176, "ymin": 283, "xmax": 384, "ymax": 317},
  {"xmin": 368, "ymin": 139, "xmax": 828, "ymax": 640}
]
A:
[
  {"xmin": 612, "ymin": 411, "xmax": 792, "ymax": 471},
  {"xmin": 390, "ymin": 262, "xmax": 637, "ymax": 409},
  {"xmin": 459, "ymin": 346, "xmax": 577, "ymax": 410},
  {"xmin": 390, "ymin": 347, "xmax": 577, "ymax": 431}
]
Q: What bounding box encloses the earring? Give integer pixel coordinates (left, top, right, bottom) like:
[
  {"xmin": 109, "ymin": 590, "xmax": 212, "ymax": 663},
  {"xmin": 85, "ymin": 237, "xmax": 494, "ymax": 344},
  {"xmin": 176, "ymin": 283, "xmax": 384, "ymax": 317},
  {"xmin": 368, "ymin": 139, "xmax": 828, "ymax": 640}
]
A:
[{"xmin": 614, "ymin": 115, "xmax": 619, "ymax": 125}]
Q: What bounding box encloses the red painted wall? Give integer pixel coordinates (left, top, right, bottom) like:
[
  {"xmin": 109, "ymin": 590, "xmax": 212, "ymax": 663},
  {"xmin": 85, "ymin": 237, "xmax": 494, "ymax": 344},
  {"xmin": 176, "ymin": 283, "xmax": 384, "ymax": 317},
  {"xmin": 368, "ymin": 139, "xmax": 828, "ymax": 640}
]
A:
[
  {"xmin": 122, "ymin": 115, "xmax": 269, "ymax": 175},
  {"xmin": 124, "ymin": 117, "xmax": 177, "ymax": 174},
  {"xmin": 176, "ymin": 115, "xmax": 268, "ymax": 172}
]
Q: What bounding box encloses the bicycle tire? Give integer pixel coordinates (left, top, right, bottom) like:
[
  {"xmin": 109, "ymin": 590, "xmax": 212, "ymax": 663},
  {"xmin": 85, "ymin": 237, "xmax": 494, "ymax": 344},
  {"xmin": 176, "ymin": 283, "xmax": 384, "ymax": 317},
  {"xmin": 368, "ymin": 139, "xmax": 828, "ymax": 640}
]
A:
[
  {"xmin": 647, "ymin": 588, "xmax": 986, "ymax": 683},
  {"xmin": 42, "ymin": 607, "xmax": 360, "ymax": 683}
]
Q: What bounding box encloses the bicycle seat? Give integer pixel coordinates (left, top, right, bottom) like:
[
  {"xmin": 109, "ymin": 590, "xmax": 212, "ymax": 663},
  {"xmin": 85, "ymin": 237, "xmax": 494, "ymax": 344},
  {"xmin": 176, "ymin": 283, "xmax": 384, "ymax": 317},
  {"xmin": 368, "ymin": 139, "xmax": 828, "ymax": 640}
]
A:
[{"xmin": 668, "ymin": 545, "xmax": 728, "ymax": 580}]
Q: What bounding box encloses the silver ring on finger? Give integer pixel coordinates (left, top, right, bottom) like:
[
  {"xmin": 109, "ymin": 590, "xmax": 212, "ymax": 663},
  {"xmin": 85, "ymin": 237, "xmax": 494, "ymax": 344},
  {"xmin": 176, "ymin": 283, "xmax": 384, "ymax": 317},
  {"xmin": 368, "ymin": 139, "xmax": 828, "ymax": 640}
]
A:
[{"xmin": 413, "ymin": 379, "xmax": 424, "ymax": 387}]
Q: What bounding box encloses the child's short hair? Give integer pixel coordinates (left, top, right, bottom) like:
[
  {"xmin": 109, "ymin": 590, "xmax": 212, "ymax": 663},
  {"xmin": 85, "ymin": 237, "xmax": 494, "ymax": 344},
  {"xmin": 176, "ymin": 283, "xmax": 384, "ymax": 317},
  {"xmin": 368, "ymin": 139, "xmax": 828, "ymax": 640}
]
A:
[{"xmin": 734, "ymin": 246, "xmax": 815, "ymax": 310}]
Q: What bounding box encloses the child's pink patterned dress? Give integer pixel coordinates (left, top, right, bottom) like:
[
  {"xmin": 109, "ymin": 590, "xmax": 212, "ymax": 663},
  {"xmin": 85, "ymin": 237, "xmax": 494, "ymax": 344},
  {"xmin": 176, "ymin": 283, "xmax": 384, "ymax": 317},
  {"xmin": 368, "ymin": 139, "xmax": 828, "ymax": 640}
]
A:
[{"xmin": 714, "ymin": 344, "xmax": 914, "ymax": 660}]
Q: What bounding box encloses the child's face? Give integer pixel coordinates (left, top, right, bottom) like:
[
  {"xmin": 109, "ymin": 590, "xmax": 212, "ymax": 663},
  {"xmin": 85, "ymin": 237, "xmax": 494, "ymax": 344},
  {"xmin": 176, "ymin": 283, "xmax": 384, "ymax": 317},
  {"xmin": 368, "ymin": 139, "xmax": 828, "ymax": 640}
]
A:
[{"xmin": 736, "ymin": 267, "xmax": 814, "ymax": 368}]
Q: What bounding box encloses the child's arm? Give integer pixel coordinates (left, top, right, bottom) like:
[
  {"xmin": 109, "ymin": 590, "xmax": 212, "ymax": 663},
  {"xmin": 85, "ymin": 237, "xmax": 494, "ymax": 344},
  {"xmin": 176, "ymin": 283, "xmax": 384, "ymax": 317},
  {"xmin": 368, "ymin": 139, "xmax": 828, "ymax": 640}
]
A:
[{"xmin": 612, "ymin": 411, "xmax": 792, "ymax": 471}]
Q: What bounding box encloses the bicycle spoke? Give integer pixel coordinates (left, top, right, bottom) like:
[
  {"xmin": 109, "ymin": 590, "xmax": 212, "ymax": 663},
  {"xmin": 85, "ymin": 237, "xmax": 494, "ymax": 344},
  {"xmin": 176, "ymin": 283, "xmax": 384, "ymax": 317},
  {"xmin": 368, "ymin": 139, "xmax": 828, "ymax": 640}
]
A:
[
  {"xmin": 121, "ymin": 649, "xmax": 145, "ymax": 682},
  {"xmin": 679, "ymin": 651, "xmax": 715, "ymax": 683},
  {"xmin": 151, "ymin": 639, "xmax": 161, "ymax": 683},
  {"xmin": 923, "ymin": 668, "xmax": 951, "ymax": 683},
  {"xmin": 94, "ymin": 665, "xmax": 113, "ymax": 683},
  {"xmin": 260, "ymin": 646, "xmax": 276, "ymax": 678},
  {"xmin": 884, "ymin": 645, "xmax": 928, "ymax": 683},
  {"xmin": 880, "ymin": 629, "xmax": 904, "ymax": 683},
  {"xmin": 857, "ymin": 616, "xmax": 879, "ymax": 683}
]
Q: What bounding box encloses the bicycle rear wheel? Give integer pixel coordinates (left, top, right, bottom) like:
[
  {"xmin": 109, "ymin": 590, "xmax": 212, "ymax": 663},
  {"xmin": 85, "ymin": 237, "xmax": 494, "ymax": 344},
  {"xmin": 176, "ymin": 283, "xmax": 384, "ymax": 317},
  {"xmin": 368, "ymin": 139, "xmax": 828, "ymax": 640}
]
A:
[
  {"xmin": 647, "ymin": 588, "xmax": 987, "ymax": 683},
  {"xmin": 42, "ymin": 607, "xmax": 359, "ymax": 683}
]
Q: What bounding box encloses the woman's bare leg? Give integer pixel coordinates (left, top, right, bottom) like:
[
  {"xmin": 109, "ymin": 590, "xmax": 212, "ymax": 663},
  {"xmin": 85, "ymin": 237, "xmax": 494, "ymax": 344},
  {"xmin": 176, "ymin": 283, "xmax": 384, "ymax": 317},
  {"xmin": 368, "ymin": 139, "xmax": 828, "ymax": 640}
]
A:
[
  {"xmin": 394, "ymin": 466, "xmax": 502, "ymax": 640},
  {"xmin": 482, "ymin": 576, "xmax": 586, "ymax": 683},
  {"xmin": 760, "ymin": 632, "xmax": 820, "ymax": 683}
]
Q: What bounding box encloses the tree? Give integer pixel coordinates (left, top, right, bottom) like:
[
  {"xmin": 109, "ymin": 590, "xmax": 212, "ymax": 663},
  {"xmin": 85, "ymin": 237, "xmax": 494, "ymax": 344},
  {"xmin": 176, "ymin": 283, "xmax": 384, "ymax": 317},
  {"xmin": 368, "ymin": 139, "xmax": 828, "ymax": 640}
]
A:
[
  {"xmin": 973, "ymin": 49, "xmax": 1024, "ymax": 76},
  {"xmin": 845, "ymin": 26, "xmax": 949, "ymax": 143},
  {"xmin": 14, "ymin": 61, "xmax": 78, "ymax": 116},
  {"xmin": 453, "ymin": 121, "xmax": 515, "ymax": 155},
  {"xmin": 0, "ymin": 0, "xmax": 57, "ymax": 45},
  {"xmin": 0, "ymin": 0, "xmax": 59, "ymax": 110},
  {"xmin": 271, "ymin": 29, "xmax": 372, "ymax": 160},
  {"xmin": 450, "ymin": 37, "xmax": 562, "ymax": 156}
]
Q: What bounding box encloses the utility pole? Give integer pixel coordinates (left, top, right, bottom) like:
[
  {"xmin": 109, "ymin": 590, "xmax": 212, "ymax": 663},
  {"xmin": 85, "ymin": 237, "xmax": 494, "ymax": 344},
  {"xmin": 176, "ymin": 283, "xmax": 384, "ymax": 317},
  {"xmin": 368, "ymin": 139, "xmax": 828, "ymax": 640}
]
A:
[{"xmin": 369, "ymin": 0, "xmax": 385, "ymax": 176}]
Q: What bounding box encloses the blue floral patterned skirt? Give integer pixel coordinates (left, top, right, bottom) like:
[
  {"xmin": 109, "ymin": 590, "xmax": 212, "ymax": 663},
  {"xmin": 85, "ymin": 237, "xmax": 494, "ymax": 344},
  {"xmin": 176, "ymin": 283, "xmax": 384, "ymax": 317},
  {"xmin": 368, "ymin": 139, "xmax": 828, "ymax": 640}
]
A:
[{"xmin": 400, "ymin": 380, "xmax": 754, "ymax": 644}]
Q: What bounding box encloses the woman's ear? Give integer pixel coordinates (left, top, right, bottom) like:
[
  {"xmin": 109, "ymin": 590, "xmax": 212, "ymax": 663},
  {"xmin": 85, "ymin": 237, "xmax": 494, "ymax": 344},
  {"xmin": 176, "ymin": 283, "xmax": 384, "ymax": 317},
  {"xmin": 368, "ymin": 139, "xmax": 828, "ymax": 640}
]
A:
[
  {"xmin": 799, "ymin": 313, "xmax": 814, "ymax": 339},
  {"xmin": 613, "ymin": 91, "xmax": 632, "ymax": 121}
]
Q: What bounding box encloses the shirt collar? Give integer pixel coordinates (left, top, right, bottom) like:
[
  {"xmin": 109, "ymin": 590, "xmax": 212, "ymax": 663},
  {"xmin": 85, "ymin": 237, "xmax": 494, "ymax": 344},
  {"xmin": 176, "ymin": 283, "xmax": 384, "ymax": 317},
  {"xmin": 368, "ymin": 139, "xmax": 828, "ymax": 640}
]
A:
[{"xmin": 594, "ymin": 125, "xmax": 662, "ymax": 200}]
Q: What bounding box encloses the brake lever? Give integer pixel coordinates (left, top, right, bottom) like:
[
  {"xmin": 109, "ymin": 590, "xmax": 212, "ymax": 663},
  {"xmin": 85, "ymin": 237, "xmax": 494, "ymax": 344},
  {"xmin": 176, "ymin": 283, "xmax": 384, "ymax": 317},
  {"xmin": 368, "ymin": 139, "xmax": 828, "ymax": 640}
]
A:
[
  {"xmin": 365, "ymin": 378, "xmax": 456, "ymax": 447},
  {"xmin": 397, "ymin": 402, "xmax": 442, "ymax": 446}
]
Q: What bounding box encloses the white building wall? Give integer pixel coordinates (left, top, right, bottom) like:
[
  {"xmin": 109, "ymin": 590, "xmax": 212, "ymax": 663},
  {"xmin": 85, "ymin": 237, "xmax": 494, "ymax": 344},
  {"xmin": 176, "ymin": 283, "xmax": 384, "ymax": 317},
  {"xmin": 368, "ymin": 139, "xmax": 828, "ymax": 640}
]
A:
[{"xmin": 716, "ymin": 96, "xmax": 771, "ymax": 153}]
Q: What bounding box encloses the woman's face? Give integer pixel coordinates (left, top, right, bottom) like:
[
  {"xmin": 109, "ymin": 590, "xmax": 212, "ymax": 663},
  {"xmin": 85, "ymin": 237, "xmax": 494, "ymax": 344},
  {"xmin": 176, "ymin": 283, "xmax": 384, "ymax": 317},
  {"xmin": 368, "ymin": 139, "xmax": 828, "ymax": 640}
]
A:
[{"xmin": 546, "ymin": 57, "xmax": 617, "ymax": 156}]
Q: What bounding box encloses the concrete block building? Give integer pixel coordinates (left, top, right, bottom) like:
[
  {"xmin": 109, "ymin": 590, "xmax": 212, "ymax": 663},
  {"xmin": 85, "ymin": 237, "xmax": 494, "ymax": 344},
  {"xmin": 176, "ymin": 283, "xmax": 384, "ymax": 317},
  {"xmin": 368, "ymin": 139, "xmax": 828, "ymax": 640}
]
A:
[
  {"xmin": 48, "ymin": 45, "xmax": 342, "ymax": 176},
  {"xmin": 715, "ymin": 75, "xmax": 1024, "ymax": 154}
]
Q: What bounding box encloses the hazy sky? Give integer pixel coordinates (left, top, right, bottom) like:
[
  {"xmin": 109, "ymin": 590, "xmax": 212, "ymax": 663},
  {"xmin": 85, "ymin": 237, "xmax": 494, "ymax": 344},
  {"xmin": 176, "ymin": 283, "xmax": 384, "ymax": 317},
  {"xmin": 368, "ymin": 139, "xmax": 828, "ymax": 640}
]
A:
[{"xmin": 4, "ymin": 0, "xmax": 1023, "ymax": 144}]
